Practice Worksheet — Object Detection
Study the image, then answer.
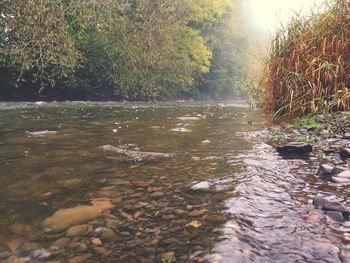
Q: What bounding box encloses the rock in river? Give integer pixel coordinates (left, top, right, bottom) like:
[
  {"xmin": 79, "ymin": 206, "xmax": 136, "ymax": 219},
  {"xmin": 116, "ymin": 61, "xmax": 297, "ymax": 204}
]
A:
[
  {"xmin": 340, "ymin": 148, "xmax": 350, "ymax": 159},
  {"xmin": 276, "ymin": 143, "xmax": 312, "ymax": 155},
  {"xmin": 66, "ymin": 224, "xmax": 90, "ymax": 237},
  {"xmin": 42, "ymin": 202, "xmax": 114, "ymax": 232},
  {"xmin": 331, "ymin": 171, "xmax": 350, "ymax": 185},
  {"xmin": 316, "ymin": 164, "xmax": 337, "ymax": 178}
]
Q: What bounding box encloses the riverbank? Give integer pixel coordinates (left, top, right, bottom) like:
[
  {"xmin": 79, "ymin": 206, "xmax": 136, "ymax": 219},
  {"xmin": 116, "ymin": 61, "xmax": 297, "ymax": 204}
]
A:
[{"xmin": 269, "ymin": 112, "xmax": 350, "ymax": 225}]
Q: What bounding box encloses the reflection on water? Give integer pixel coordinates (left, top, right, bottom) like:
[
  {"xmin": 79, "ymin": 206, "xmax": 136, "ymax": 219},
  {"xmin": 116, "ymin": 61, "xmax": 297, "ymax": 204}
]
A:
[{"xmin": 0, "ymin": 101, "xmax": 348, "ymax": 262}]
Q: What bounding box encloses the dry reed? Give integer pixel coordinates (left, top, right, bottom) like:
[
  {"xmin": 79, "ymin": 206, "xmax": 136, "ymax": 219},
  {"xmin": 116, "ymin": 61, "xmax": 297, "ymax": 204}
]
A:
[{"xmin": 261, "ymin": 0, "xmax": 350, "ymax": 117}]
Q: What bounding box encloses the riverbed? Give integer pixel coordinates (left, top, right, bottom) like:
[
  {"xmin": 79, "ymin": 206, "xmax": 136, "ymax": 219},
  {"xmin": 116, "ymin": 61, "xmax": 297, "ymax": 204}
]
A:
[{"xmin": 0, "ymin": 101, "xmax": 349, "ymax": 263}]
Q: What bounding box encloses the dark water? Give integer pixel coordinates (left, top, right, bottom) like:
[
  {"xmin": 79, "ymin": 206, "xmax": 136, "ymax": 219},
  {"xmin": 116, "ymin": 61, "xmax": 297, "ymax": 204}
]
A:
[{"xmin": 0, "ymin": 101, "xmax": 349, "ymax": 263}]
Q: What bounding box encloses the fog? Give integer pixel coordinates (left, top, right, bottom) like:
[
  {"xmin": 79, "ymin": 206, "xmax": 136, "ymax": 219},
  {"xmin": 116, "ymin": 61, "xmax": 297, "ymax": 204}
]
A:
[{"xmin": 241, "ymin": 0, "xmax": 325, "ymax": 34}]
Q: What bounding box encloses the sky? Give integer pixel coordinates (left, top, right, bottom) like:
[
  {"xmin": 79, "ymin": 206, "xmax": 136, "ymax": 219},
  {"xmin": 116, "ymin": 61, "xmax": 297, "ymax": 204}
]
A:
[{"xmin": 243, "ymin": 0, "xmax": 325, "ymax": 34}]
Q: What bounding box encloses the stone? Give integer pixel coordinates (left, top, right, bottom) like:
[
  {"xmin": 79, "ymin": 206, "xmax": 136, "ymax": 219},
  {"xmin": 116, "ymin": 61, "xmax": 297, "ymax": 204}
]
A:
[
  {"xmin": 150, "ymin": 192, "xmax": 165, "ymax": 198},
  {"xmin": 132, "ymin": 181, "xmax": 153, "ymax": 187},
  {"xmin": 191, "ymin": 182, "xmax": 210, "ymax": 191},
  {"xmin": 331, "ymin": 176, "xmax": 350, "ymax": 184},
  {"xmin": 335, "ymin": 170, "xmax": 350, "ymax": 178},
  {"xmin": 316, "ymin": 164, "xmax": 337, "ymax": 178},
  {"xmin": 100, "ymin": 228, "xmax": 118, "ymax": 242},
  {"xmin": 313, "ymin": 197, "xmax": 328, "ymax": 209},
  {"xmin": 51, "ymin": 238, "xmax": 70, "ymax": 249},
  {"xmin": 42, "ymin": 202, "xmax": 114, "ymax": 232},
  {"xmin": 323, "ymin": 201, "xmax": 348, "ymax": 213},
  {"xmin": 325, "ymin": 211, "xmax": 345, "ymax": 222},
  {"xmin": 159, "ymin": 238, "xmax": 179, "ymax": 246},
  {"xmin": 68, "ymin": 253, "xmax": 92, "ymax": 263},
  {"xmin": 21, "ymin": 242, "xmax": 40, "ymax": 251},
  {"xmin": 161, "ymin": 252, "xmax": 176, "ymax": 262},
  {"xmin": 340, "ymin": 148, "xmax": 350, "ymax": 159},
  {"xmin": 92, "ymin": 247, "xmax": 108, "ymax": 254},
  {"xmin": 3, "ymin": 240, "xmax": 22, "ymax": 252},
  {"xmin": 29, "ymin": 248, "xmax": 51, "ymax": 260},
  {"xmin": 343, "ymin": 133, "xmax": 350, "ymax": 139},
  {"xmin": 66, "ymin": 225, "xmax": 89, "ymax": 237},
  {"xmin": 174, "ymin": 209, "xmax": 186, "ymax": 215},
  {"xmin": 69, "ymin": 242, "xmax": 87, "ymax": 252},
  {"xmin": 276, "ymin": 143, "xmax": 312, "ymax": 155},
  {"xmin": 188, "ymin": 210, "xmax": 204, "ymax": 217}
]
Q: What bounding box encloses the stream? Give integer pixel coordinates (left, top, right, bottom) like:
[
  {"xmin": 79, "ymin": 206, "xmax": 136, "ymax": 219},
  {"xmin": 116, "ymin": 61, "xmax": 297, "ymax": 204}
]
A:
[{"xmin": 0, "ymin": 101, "xmax": 349, "ymax": 263}]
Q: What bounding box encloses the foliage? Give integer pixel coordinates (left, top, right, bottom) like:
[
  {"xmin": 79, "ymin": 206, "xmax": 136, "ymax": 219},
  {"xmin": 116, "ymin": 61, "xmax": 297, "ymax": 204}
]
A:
[
  {"xmin": 0, "ymin": 0, "xmax": 250, "ymax": 100},
  {"xmin": 260, "ymin": 0, "xmax": 350, "ymax": 116},
  {"xmin": 270, "ymin": 130, "xmax": 288, "ymax": 137},
  {"xmin": 293, "ymin": 116, "xmax": 321, "ymax": 127}
]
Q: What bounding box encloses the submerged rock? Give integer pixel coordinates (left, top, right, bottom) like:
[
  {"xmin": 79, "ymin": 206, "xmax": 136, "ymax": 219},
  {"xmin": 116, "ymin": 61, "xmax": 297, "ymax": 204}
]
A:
[
  {"xmin": 101, "ymin": 144, "xmax": 173, "ymax": 162},
  {"xmin": 26, "ymin": 130, "xmax": 57, "ymax": 137},
  {"xmin": 42, "ymin": 202, "xmax": 114, "ymax": 232},
  {"xmin": 276, "ymin": 143, "xmax": 312, "ymax": 155},
  {"xmin": 66, "ymin": 224, "xmax": 90, "ymax": 237},
  {"xmin": 51, "ymin": 237, "xmax": 70, "ymax": 249}
]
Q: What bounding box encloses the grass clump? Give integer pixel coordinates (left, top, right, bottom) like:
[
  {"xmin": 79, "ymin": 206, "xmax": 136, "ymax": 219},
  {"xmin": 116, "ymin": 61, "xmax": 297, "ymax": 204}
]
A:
[
  {"xmin": 293, "ymin": 116, "xmax": 321, "ymax": 127},
  {"xmin": 270, "ymin": 130, "xmax": 288, "ymax": 137},
  {"xmin": 260, "ymin": 0, "xmax": 350, "ymax": 117}
]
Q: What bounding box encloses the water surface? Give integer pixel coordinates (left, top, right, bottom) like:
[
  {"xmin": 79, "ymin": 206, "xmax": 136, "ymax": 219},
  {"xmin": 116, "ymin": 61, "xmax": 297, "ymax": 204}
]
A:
[{"xmin": 0, "ymin": 101, "xmax": 348, "ymax": 263}]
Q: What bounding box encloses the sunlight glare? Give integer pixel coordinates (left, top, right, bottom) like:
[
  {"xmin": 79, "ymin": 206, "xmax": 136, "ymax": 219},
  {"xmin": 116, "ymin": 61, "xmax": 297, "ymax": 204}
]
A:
[{"xmin": 244, "ymin": 0, "xmax": 325, "ymax": 33}]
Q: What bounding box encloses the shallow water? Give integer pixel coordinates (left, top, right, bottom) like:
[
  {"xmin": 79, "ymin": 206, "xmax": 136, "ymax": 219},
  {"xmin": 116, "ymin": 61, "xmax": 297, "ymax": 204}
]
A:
[{"xmin": 0, "ymin": 101, "xmax": 349, "ymax": 263}]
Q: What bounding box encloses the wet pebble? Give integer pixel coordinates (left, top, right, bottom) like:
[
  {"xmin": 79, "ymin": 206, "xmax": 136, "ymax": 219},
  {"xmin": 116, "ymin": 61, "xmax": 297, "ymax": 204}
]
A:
[
  {"xmin": 317, "ymin": 164, "xmax": 337, "ymax": 178},
  {"xmin": 189, "ymin": 210, "xmax": 205, "ymax": 217},
  {"xmin": 66, "ymin": 225, "xmax": 90, "ymax": 237},
  {"xmin": 161, "ymin": 252, "xmax": 176, "ymax": 262},
  {"xmin": 276, "ymin": 143, "xmax": 313, "ymax": 155},
  {"xmin": 150, "ymin": 192, "xmax": 165, "ymax": 198},
  {"xmin": 68, "ymin": 253, "xmax": 92, "ymax": 263},
  {"xmin": 51, "ymin": 238, "xmax": 71, "ymax": 249},
  {"xmin": 326, "ymin": 211, "xmax": 346, "ymax": 222},
  {"xmin": 99, "ymin": 228, "xmax": 118, "ymax": 242},
  {"xmin": 340, "ymin": 148, "xmax": 350, "ymax": 159}
]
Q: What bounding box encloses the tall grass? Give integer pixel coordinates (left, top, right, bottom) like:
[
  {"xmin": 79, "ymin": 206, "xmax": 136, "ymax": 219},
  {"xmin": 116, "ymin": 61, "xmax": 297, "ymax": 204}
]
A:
[{"xmin": 261, "ymin": 0, "xmax": 350, "ymax": 117}]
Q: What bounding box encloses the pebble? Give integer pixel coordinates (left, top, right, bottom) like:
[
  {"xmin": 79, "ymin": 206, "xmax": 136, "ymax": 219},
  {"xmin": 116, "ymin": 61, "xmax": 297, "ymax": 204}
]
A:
[
  {"xmin": 51, "ymin": 237, "xmax": 71, "ymax": 249},
  {"xmin": 100, "ymin": 228, "xmax": 118, "ymax": 242},
  {"xmin": 92, "ymin": 246, "xmax": 108, "ymax": 254},
  {"xmin": 276, "ymin": 143, "xmax": 312, "ymax": 155},
  {"xmin": 336, "ymin": 170, "xmax": 350, "ymax": 178},
  {"xmin": 317, "ymin": 164, "xmax": 337, "ymax": 177},
  {"xmin": 68, "ymin": 253, "xmax": 92, "ymax": 263},
  {"xmin": 326, "ymin": 211, "xmax": 346, "ymax": 222},
  {"xmin": 323, "ymin": 201, "xmax": 348, "ymax": 213},
  {"xmin": 331, "ymin": 176, "xmax": 350, "ymax": 184},
  {"xmin": 66, "ymin": 224, "xmax": 89, "ymax": 237},
  {"xmin": 340, "ymin": 148, "xmax": 350, "ymax": 158},
  {"xmin": 161, "ymin": 252, "xmax": 176, "ymax": 262},
  {"xmin": 189, "ymin": 210, "xmax": 205, "ymax": 217},
  {"xmin": 150, "ymin": 192, "xmax": 165, "ymax": 198}
]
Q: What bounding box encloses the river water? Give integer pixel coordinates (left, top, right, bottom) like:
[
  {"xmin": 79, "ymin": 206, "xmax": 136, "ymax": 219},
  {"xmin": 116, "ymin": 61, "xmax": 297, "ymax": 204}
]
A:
[{"xmin": 0, "ymin": 101, "xmax": 349, "ymax": 263}]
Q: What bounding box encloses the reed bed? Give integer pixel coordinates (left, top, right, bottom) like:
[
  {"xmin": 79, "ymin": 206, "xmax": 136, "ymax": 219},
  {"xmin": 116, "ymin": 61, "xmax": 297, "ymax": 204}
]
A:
[{"xmin": 261, "ymin": 0, "xmax": 350, "ymax": 116}]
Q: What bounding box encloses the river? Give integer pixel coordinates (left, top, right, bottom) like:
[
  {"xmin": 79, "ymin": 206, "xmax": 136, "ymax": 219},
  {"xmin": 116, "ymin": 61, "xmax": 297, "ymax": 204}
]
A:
[{"xmin": 0, "ymin": 101, "xmax": 349, "ymax": 263}]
